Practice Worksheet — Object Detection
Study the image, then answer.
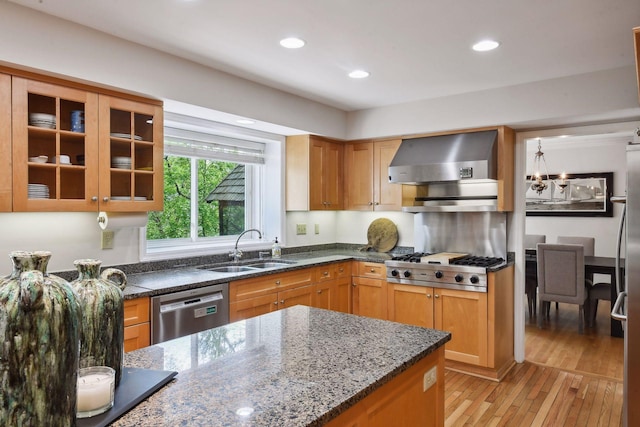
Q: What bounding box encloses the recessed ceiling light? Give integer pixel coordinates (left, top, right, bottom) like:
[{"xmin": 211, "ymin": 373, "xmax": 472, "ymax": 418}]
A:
[
  {"xmin": 236, "ymin": 119, "xmax": 255, "ymax": 125},
  {"xmin": 472, "ymin": 40, "xmax": 500, "ymax": 52},
  {"xmin": 279, "ymin": 37, "xmax": 305, "ymax": 49},
  {"xmin": 348, "ymin": 70, "xmax": 370, "ymax": 79}
]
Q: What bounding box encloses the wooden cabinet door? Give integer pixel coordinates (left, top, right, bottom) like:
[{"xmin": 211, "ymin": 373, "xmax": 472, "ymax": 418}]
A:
[
  {"xmin": 388, "ymin": 284, "xmax": 434, "ymax": 328},
  {"xmin": 323, "ymin": 140, "xmax": 343, "ymax": 210},
  {"xmin": 373, "ymin": 139, "xmax": 402, "ymax": 211},
  {"xmin": 230, "ymin": 293, "xmax": 278, "ymax": 322},
  {"xmin": 12, "ymin": 77, "xmax": 99, "ymax": 211},
  {"xmin": 124, "ymin": 323, "xmax": 150, "ymax": 353},
  {"xmin": 0, "ymin": 73, "xmax": 11, "ymax": 212},
  {"xmin": 278, "ymin": 284, "xmax": 313, "ymax": 309},
  {"xmin": 98, "ymin": 95, "xmax": 163, "ymax": 212},
  {"xmin": 344, "ymin": 142, "xmax": 374, "ymax": 210},
  {"xmin": 352, "ymin": 277, "xmax": 387, "ymax": 320},
  {"xmin": 334, "ymin": 275, "xmax": 352, "ymax": 314},
  {"xmin": 312, "ymin": 280, "xmax": 333, "ymax": 310},
  {"xmin": 309, "ymin": 137, "xmax": 343, "ymax": 210},
  {"xmin": 434, "ymin": 288, "xmax": 488, "ymax": 366}
]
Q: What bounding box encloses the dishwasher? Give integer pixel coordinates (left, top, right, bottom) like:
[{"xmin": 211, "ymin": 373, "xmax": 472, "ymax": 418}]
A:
[{"xmin": 151, "ymin": 283, "xmax": 229, "ymax": 344}]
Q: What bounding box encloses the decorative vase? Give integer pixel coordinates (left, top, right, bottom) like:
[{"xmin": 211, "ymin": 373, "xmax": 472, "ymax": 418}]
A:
[
  {"xmin": 71, "ymin": 259, "xmax": 126, "ymax": 386},
  {"xmin": 0, "ymin": 251, "xmax": 81, "ymax": 427}
]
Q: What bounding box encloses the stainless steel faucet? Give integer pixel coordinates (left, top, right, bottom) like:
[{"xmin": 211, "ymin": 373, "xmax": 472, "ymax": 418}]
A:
[{"xmin": 229, "ymin": 229, "xmax": 262, "ymax": 262}]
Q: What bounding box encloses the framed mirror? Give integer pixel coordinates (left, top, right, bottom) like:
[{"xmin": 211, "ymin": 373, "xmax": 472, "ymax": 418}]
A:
[{"xmin": 525, "ymin": 172, "xmax": 613, "ymax": 217}]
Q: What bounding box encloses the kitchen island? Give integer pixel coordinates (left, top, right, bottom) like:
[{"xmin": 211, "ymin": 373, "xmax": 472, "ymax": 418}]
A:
[{"xmin": 115, "ymin": 305, "xmax": 451, "ymax": 426}]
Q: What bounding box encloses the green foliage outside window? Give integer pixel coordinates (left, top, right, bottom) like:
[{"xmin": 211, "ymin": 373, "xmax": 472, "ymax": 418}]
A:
[{"xmin": 147, "ymin": 156, "xmax": 243, "ymax": 240}]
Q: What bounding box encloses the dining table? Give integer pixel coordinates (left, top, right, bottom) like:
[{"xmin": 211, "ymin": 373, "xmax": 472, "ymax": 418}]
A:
[{"xmin": 525, "ymin": 249, "xmax": 624, "ymax": 338}]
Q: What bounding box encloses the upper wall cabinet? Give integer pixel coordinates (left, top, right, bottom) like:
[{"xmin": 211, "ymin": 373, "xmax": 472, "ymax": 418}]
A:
[
  {"xmin": 9, "ymin": 74, "xmax": 163, "ymax": 212},
  {"xmin": 286, "ymin": 134, "xmax": 343, "ymax": 211},
  {"xmin": 0, "ymin": 74, "xmax": 11, "ymax": 212},
  {"xmin": 344, "ymin": 138, "xmax": 416, "ymax": 211}
]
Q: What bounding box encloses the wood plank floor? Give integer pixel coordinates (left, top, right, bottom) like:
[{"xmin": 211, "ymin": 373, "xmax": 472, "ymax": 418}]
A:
[{"xmin": 445, "ymin": 300, "xmax": 624, "ymax": 426}]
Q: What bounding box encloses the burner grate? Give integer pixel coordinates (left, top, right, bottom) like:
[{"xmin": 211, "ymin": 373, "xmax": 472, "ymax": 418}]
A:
[{"xmin": 450, "ymin": 256, "xmax": 504, "ymax": 268}]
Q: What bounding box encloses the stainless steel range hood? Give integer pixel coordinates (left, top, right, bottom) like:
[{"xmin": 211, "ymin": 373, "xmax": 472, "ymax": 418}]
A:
[
  {"xmin": 389, "ymin": 130, "xmax": 498, "ymax": 184},
  {"xmin": 389, "ymin": 130, "xmax": 500, "ymax": 212}
]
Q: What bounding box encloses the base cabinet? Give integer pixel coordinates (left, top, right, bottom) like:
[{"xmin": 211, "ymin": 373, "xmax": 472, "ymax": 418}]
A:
[
  {"xmin": 388, "ymin": 265, "xmax": 514, "ymax": 378},
  {"xmin": 313, "ymin": 261, "xmax": 352, "ymax": 313},
  {"xmin": 123, "ymin": 297, "xmax": 150, "ymax": 352},
  {"xmin": 324, "ymin": 346, "xmax": 445, "ymax": 427},
  {"xmin": 352, "ymin": 262, "xmax": 387, "ymax": 320}
]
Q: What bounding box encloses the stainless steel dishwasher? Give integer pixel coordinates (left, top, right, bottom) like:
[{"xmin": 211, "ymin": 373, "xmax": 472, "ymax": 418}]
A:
[{"xmin": 151, "ymin": 283, "xmax": 229, "ymax": 344}]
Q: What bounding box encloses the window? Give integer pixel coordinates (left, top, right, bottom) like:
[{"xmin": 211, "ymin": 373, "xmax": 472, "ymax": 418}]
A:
[{"xmin": 141, "ymin": 111, "xmax": 284, "ymax": 260}]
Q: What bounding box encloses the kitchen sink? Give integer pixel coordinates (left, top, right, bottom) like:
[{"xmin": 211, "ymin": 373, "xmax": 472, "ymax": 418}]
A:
[
  {"xmin": 205, "ymin": 265, "xmax": 259, "ymax": 273},
  {"xmin": 247, "ymin": 261, "xmax": 296, "ymax": 269}
]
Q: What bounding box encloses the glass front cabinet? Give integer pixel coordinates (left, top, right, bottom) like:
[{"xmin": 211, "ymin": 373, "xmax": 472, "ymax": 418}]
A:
[{"xmin": 11, "ymin": 77, "xmax": 163, "ymax": 212}]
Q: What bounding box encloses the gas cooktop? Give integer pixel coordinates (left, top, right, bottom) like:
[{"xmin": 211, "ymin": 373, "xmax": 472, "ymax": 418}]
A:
[{"xmin": 390, "ymin": 252, "xmax": 504, "ymax": 268}]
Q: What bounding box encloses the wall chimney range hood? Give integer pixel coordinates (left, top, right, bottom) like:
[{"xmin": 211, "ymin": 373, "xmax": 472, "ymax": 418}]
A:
[
  {"xmin": 389, "ymin": 130, "xmax": 498, "ymax": 184},
  {"xmin": 389, "ymin": 129, "xmax": 513, "ymax": 213}
]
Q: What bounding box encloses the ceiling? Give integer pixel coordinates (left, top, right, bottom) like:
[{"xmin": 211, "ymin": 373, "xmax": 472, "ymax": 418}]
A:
[{"xmin": 9, "ymin": 0, "xmax": 640, "ymax": 115}]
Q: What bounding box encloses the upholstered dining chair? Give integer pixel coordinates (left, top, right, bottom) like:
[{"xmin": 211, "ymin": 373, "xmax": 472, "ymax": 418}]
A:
[
  {"xmin": 524, "ymin": 234, "xmax": 546, "ymax": 318},
  {"xmin": 556, "ymin": 235, "xmax": 612, "ymax": 327},
  {"xmin": 537, "ymin": 243, "xmax": 589, "ymax": 334}
]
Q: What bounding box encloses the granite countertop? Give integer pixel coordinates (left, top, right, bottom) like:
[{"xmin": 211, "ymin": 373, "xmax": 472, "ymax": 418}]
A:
[
  {"xmin": 122, "ymin": 249, "xmax": 398, "ymax": 299},
  {"xmin": 120, "ymin": 247, "xmax": 514, "ymax": 300},
  {"xmin": 115, "ymin": 305, "xmax": 451, "ymax": 426}
]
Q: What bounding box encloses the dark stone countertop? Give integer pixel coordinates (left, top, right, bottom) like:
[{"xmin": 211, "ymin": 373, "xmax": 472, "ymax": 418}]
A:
[
  {"xmin": 121, "ymin": 248, "xmax": 399, "ymax": 299},
  {"xmin": 114, "ymin": 305, "xmax": 451, "ymax": 426}
]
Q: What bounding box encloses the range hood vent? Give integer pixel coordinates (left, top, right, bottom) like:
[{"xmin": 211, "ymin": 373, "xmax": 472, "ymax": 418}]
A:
[{"xmin": 389, "ymin": 130, "xmax": 498, "ymax": 184}]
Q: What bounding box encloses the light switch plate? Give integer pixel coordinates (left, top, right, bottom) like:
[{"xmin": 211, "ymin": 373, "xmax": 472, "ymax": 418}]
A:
[
  {"xmin": 296, "ymin": 224, "xmax": 307, "ymax": 235},
  {"xmin": 101, "ymin": 230, "xmax": 115, "ymax": 249},
  {"xmin": 315, "ymin": 224, "xmax": 319, "ymax": 234}
]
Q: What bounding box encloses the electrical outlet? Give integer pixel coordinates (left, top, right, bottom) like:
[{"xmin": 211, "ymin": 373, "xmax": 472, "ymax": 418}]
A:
[
  {"xmin": 101, "ymin": 230, "xmax": 114, "ymax": 249},
  {"xmin": 296, "ymin": 224, "xmax": 307, "ymax": 235},
  {"xmin": 423, "ymin": 366, "xmax": 437, "ymax": 391},
  {"xmin": 315, "ymin": 224, "xmax": 320, "ymax": 234}
]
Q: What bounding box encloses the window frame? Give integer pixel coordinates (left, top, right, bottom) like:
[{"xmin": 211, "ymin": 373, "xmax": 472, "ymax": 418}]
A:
[{"xmin": 139, "ymin": 112, "xmax": 284, "ymax": 261}]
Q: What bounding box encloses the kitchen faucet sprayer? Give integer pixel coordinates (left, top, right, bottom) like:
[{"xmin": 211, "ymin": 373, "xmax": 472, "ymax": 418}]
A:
[{"xmin": 229, "ymin": 229, "xmax": 262, "ymax": 262}]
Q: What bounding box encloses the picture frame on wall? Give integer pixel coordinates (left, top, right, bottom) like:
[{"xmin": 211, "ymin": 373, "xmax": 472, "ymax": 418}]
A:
[{"xmin": 525, "ymin": 172, "xmax": 613, "ymax": 217}]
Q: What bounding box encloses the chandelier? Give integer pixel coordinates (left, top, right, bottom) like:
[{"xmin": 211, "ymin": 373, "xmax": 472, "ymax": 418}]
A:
[{"xmin": 530, "ymin": 139, "xmax": 567, "ymax": 195}]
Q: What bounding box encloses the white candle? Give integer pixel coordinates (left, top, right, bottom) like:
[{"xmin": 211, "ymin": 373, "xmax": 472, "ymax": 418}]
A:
[{"xmin": 77, "ymin": 366, "xmax": 115, "ymax": 418}]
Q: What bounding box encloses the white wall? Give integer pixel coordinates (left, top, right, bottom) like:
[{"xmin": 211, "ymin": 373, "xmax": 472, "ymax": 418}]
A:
[
  {"xmin": 524, "ymin": 134, "xmax": 629, "ymax": 256},
  {"xmin": 285, "ymin": 210, "xmax": 415, "ymax": 250}
]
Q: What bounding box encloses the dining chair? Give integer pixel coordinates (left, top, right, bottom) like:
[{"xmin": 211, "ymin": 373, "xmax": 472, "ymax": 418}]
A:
[
  {"xmin": 556, "ymin": 236, "xmax": 612, "ymax": 326},
  {"xmin": 524, "ymin": 235, "xmax": 546, "ymax": 318},
  {"xmin": 536, "ymin": 243, "xmax": 589, "ymax": 334}
]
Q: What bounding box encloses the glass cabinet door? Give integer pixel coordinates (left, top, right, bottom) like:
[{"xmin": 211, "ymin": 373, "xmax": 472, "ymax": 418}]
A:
[
  {"xmin": 98, "ymin": 95, "xmax": 163, "ymax": 212},
  {"xmin": 11, "ymin": 77, "xmax": 99, "ymax": 211}
]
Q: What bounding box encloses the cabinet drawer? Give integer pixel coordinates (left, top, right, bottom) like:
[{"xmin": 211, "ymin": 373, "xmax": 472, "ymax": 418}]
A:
[
  {"xmin": 315, "ymin": 265, "xmax": 334, "ymax": 282},
  {"xmin": 231, "ymin": 268, "xmax": 315, "ymax": 300},
  {"xmin": 335, "ymin": 262, "xmax": 351, "ymax": 278},
  {"xmin": 124, "ymin": 322, "xmax": 150, "ymax": 353},
  {"xmin": 123, "ymin": 297, "xmax": 150, "ymax": 327},
  {"xmin": 356, "ymin": 261, "xmax": 385, "ymax": 279}
]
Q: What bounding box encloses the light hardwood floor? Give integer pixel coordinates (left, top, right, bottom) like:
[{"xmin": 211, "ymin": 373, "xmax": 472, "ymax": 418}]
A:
[{"xmin": 445, "ymin": 300, "xmax": 624, "ymax": 426}]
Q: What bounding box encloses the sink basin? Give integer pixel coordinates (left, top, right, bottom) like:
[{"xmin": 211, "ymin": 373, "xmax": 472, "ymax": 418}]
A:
[
  {"xmin": 206, "ymin": 265, "xmax": 259, "ymax": 273},
  {"xmin": 247, "ymin": 262, "xmax": 295, "ymax": 269}
]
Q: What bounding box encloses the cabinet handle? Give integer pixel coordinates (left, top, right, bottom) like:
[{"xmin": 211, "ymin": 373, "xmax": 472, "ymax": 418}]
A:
[
  {"xmin": 435, "ymin": 294, "xmax": 440, "ymax": 299},
  {"xmin": 352, "ymin": 283, "xmax": 357, "ymax": 287},
  {"xmin": 339, "ymin": 268, "xmax": 344, "ymax": 273},
  {"xmin": 317, "ymin": 290, "xmax": 322, "ymax": 294},
  {"xmin": 103, "ymin": 196, "xmax": 109, "ymax": 202},
  {"xmin": 369, "ymin": 268, "xmax": 375, "ymax": 273},
  {"xmin": 280, "ymin": 299, "xmax": 285, "ymax": 305},
  {"xmin": 275, "ymin": 280, "xmax": 281, "ymax": 285},
  {"xmin": 427, "ymin": 294, "xmax": 432, "ymax": 298},
  {"xmin": 374, "ymin": 202, "xmax": 380, "ymax": 205},
  {"xmin": 368, "ymin": 201, "xmax": 373, "ymax": 205},
  {"xmin": 322, "ymin": 271, "xmax": 329, "ymax": 276},
  {"xmin": 91, "ymin": 196, "xmax": 98, "ymax": 202},
  {"xmin": 274, "ymin": 301, "xmax": 278, "ymax": 306}
]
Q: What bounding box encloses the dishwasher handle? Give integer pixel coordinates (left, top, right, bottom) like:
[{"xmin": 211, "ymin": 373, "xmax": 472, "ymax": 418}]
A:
[{"xmin": 159, "ymin": 292, "xmax": 223, "ymax": 314}]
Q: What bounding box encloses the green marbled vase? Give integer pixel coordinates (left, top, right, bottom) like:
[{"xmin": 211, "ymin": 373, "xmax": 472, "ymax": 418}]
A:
[
  {"xmin": 71, "ymin": 259, "xmax": 126, "ymax": 387},
  {"xmin": 0, "ymin": 251, "xmax": 81, "ymax": 427}
]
